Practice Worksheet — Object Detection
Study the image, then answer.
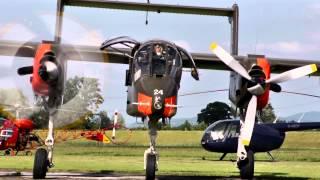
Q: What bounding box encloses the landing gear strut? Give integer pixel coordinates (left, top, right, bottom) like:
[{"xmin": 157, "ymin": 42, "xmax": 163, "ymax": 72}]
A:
[
  {"xmin": 237, "ymin": 110, "xmax": 255, "ymax": 179},
  {"xmin": 144, "ymin": 120, "xmax": 158, "ymax": 180},
  {"xmin": 33, "ymin": 108, "xmax": 56, "ymax": 179}
]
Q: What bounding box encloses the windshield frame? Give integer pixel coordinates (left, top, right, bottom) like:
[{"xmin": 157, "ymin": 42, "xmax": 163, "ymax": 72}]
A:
[{"xmin": 132, "ymin": 40, "xmax": 183, "ymax": 79}]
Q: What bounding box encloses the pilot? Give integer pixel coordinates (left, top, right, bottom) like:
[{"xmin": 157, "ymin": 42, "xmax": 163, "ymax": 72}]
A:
[
  {"xmin": 154, "ymin": 44, "xmax": 164, "ymax": 56},
  {"xmin": 152, "ymin": 44, "xmax": 166, "ymax": 75}
]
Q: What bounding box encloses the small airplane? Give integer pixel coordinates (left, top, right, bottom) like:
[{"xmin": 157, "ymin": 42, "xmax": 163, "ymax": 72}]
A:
[
  {"xmin": 201, "ymin": 119, "xmax": 320, "ymax": 161},
  {"xmin": 0, "ymin": 117, "xmax": 43, "ymax": 156},
  {"xmin": 210, "ymin": 43, "xmax": 318, "ymax": 179},
  {"xmin": 101, "ymin": 36, "xmax": 199, "ymax": 179}
]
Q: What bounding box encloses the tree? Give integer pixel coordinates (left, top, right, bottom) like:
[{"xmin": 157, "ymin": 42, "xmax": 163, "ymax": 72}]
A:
[
  {"xmin": 85, "ymin": 111, "xmax": 112, "ymax": 130},
  {"xmin": 28, "ymin": 108, "xmax": 49, "ymax": 129},
  {"xmin": 178, "ymin": 120, "xmax": 192, "ymax": 131},
  {"xmin": 0, "ymin": 106, "xmax": 15, "ymax": 120},
  {"xmin": 98, "ymin": 110, "xmax": 112, "ymax": 129},
  {"xmin": 197, "ymin": 101, "xmax": 232, "ymax": 125},
  {"xmin": 63, "ymin": 76, "xmax": 104, "ymax": 112},
  {"xmin": 0, "ymin": 89, "xmax": 31, "ymax": 119},
  {"xmin": 260, "ymin": 103, "xmax": 277, "ymax": 123},
  {"xmin": 29, "ymin": 76, "xmax": 104, "ymax": 129}
]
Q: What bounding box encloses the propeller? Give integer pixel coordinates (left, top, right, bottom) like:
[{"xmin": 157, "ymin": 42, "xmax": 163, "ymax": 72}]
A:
[{"xmin": 210, "ymin": 43, "xmax": 318, "ymax": 159}]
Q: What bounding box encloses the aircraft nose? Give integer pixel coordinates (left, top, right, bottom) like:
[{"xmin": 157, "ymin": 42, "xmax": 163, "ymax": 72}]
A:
[{"xmin": 201, "ymin": 133, "xmax": 210, "ymax": 146}]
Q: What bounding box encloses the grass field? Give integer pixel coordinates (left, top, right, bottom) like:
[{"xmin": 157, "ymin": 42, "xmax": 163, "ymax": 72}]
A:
[{"xmin": 1, "ymin": 130, "xmax": 320, "ymax": 179}]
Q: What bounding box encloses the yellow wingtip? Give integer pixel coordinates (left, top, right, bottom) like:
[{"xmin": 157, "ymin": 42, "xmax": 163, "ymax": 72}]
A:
[
  {"xmin": 311, "ymin": 64, "xmax": 317, "ymax": 73},
  {"xmin": 210, "ymin": 43, "xmax": 218, "ymax": 50},
  {"xmin": 242, "ymin": 139, "xmax": 250, "ymax": 146}
]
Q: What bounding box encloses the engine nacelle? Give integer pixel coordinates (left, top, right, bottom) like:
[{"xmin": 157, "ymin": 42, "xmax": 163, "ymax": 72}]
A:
[{"xmin": 17, "ymin": 43, "xmax": 60, "ymax": 96}]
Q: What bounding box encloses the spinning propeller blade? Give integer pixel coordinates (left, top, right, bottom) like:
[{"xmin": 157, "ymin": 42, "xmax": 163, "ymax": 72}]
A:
[
  {"xmin": 240, "ymin": 95, "xmax": 257, "ymax": 146},
  {"xmin": 266, "ymin": 64, "xmax": 317, "ymax": 84},
  {"xmin": 210, "ymin": 43, "xmax": 251, "ymax": 81}
]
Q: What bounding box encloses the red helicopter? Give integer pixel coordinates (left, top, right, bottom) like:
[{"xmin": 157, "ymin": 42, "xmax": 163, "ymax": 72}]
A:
[{"xmin": 0, "ymin": 117, "xmax": 43, "ymax": 156}]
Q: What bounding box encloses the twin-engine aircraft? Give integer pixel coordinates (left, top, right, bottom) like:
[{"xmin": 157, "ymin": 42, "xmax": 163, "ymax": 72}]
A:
[
  {"xmin": 11, "ymin": 39, "xmax": 318, "ymax": 180},
  {"xmin": 1, "ymin": 0, "xmax": 320, "ymax": 179}
]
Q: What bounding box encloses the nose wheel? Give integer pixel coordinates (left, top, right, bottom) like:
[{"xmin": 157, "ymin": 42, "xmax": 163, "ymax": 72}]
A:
[
  {"xmin": 144, "ymin": 120, "xmax": 159, "ymax": 180},
  {"xmin": 146, "ymin": 153, "xmax": 157, "ymax": 180},
  {"xmin": 33, "ymin": 148, "xmax": 49, "ymax": 179},
  {"xmin": 33, "ymin": 106, "xmax": 56, "ymax": 179},
  {"xmin": 237, "ymin": 149, "xmax": 254, "ymax": 179}
]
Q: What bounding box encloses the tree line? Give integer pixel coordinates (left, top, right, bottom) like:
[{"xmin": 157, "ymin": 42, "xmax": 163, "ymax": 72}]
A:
[{"xmin": 1, "ymin": 76, "xmax": 277, "ymax": 130}]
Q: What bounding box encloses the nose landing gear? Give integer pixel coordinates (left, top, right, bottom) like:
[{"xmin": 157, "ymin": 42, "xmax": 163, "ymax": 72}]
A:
[{"xmin": 144, "ymin": 120, "xmax": 159, "ymax": 180}]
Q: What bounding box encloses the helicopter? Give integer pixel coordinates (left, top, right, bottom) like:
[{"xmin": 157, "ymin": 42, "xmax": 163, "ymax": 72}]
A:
[
  {"xmin": 0, "ymin": 117, "xmax": 42, "ymax": 156},
  {"xmin": 100, "ymin": 36, "xmax": 199, "ymax": 179},
  {"xmin": 201, "ymin": 119, "xmax": 320, "ymax": 161}
]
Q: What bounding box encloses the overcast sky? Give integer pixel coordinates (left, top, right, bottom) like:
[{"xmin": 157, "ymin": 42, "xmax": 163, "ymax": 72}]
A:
[{"xmin": 1, "ymin": 0, "xmax": 320, "ymax": 125}]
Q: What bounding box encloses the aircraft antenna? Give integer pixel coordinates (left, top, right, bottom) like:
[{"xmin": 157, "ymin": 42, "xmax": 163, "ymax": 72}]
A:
[{"xmin": 145, "ymin": 0, "xmax": 150, "ymax": 25}]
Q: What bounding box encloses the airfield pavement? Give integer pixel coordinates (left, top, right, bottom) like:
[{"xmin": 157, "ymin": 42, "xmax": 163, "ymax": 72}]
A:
[{"xmin": 0, "ymin": 171, "xmax": 243, "ymax": 180}]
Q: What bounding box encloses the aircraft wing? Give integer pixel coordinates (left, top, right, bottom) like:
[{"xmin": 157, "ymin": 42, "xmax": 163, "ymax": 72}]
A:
[
  {"xmin": 0, "ymin": 40, "xmax": 319, "ymax": 75},
  {"xmin": 63, "ymin": 0, "xmax": 234, "ymax": 17}
]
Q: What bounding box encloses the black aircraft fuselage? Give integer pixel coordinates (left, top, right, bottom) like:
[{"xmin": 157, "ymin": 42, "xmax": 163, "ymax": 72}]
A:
[
  {"xmin": 201, "ymin": 119, "xmax": 320, "ymax": 153},
  {"xmin": 101, "ymin": 37, "xmax": 199, "ymax": 122},
  {"xmin": 126, "ymin": 41, "xmax": 183, "ymax": 121}
]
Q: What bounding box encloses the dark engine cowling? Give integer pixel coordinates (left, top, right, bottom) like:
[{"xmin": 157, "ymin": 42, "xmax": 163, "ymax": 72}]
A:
[{"xmin": 17, "ymin": 43, "xmax": 61, "ymax": 97}]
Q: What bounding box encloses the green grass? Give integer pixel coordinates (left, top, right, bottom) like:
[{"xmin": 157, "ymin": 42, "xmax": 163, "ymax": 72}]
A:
[{"xmin": 1, "ymin": 130, "xmax": 320, "ymax": 178}]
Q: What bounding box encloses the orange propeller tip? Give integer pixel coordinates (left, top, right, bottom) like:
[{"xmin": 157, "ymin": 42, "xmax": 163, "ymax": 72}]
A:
[{"xmin": 210, "ymin": 43, "xmax": 218, "ymax": 50}]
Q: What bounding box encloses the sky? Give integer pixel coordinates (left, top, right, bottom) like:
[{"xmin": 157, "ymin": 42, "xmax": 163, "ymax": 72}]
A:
[{"xmin": 1, "ymin": 0, "xmax": 320, "ymax": 125}]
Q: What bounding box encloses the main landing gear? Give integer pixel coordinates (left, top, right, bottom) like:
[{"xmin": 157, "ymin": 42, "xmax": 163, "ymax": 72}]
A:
[
  {"xmin": 144, "ymin": 120, "xmax": 159, "ymax": 180},
  {"xmin": 33, "ymin": 148, "xmax": 49, "ymax": 179},
  {"xmin": 237, "ymin": 149, "xmax": 254, "ymax": 179},
  {"xmin": 33, "ymin": 109, "xmax": 56, "ymax": 179},
  {"xmin": 237, "ymin": 111, "xmax": 255, "ymax": 179}
]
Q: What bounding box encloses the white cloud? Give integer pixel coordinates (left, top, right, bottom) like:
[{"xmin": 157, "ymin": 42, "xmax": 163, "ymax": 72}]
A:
[
  {"xmin": 308, "ymin": 31, "xmax": 320, "ymax": 42},
  {"xmin": 306, "ymin": 2, "xmax": 320, "ymax": 16},
  {"xmin": 173, "ymin": 40, "xmax": 192, "ymax": 51},
  {"xmin": 0, "ymin": 23, "xmax": 35, "ymax": 42},
  {"xmin": 40, "ymin": 13, "xmax": 104, "ymax": 46},
  {"xmin": 255, "ymin": 41, "xmax": 320, "ymax": 59}
]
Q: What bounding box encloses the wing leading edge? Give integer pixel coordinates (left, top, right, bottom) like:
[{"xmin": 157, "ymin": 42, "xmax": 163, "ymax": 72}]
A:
[{"xmin": 0, "ymin": 40, "xmax": 319, "ymax": 75}]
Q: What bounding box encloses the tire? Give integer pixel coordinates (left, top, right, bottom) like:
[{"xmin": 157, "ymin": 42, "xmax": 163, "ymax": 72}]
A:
[
  {"xmin": 146, "ymin": 154, "xmax": 156, "ymax": 180},
  {"xmin": 26, "ymin": 151, "xmax": 33, "ymax": 156},
  {"xmin": 238, "ymin": 150, "xmax": 254, "ymax": 179},
  {"xmin": 33, "ymin": 148, "xmax": 48, "ymax": 179}
]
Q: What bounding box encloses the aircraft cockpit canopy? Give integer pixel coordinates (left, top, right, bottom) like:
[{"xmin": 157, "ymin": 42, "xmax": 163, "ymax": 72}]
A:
[
  {"xmin": 134, "ymin": 42, "xmax": 182, "ymax": 78},
  {"xmin": 204, "ymin": 120, "xmax": 240, "ymax": 142}
]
